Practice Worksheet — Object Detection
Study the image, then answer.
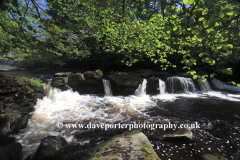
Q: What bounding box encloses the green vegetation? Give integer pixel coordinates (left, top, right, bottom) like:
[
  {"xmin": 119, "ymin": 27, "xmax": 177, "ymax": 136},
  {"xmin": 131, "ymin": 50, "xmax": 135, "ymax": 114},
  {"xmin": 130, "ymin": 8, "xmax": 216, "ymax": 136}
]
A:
[
  {"xmin": 29, "ymin": 77, "xmax": 42, "ymax": 87},
  {"xmin": 0, "ymin": 0, "xmax": 240, "ymax": 84}
]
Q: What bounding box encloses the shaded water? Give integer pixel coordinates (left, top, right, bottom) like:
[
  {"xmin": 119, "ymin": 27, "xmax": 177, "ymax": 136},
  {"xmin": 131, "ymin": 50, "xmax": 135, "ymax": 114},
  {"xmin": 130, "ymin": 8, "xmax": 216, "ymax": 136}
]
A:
[{"xmin": 13, "ymin": 77, "xmax": 240, "ymax": 160}]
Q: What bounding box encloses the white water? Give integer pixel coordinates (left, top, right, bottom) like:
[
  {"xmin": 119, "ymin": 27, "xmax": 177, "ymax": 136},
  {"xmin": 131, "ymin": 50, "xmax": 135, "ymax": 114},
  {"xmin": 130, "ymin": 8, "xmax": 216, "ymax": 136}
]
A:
[
  {"xmin": 135, "ymin": 79, "xmax": 147, "ymax": 97},
  {"xmin": 15, "ymin": 83, "xmax": 156, "ymax": 159},
  {"xmin": 102, "ymin": 79, "xmax": 112, "ymax": 96},
  {"xmin": 14, "ymin": 78, "xmax": 240, "ymax": 159},
  {"xmin": 167, "ymin": 76, "xmax": 196, "ymax": 93},
  {"xmin": 198, "ymin": 80, "xmax": 211, "ymax": 92},
  {"xmin": 159, "ymin": 79, "xmax": 166, "ymax": 95}
]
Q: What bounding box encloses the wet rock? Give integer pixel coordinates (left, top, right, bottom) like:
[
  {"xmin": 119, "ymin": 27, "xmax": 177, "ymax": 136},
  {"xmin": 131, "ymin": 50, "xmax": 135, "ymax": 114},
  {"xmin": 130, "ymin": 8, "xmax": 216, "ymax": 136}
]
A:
[
  {"xmin": 89, "ymin": 130, "xmax": 160, "ymax": 160},
  {"xmin": 0, "ymin": 74, "xmax": 35, "ymax": 139},
  {"xmin": 0, "ymin": 74, "xmax": 30, "ymax": 87},
  {"xmin": 52, "ymin": 72, "xmax": 71, "ymax": 87},
  {"xmin": 35, "ymin": 136, "xmax": 68, "ymax": 160},
  {"xmin": 0, "ymin": 113, "xmax": 29, "ymax": 135},
  {"xmin": 163, "ymin": 128, "xmax": 193, "ymax": 140},
  {"xmin": 83, "ymin": 70, "xmax": 103, "ymax": 81},
  {"xmin": 109, "ymin": 72, "xmax": 141, "ymax": 95},
  {"xmin": 147, "ymin": 77, "xmax": 159, "ymax": 95},
  {"xmin": 134, "ymin": 69, "xmax": 155, "ymax": 78},
  {"xmin": 109, "ymin": 72, "xmax": 140, "ymax": 87},
  {"xmin": 201, "ymin": 153, "xmax": 227, "ymax": 160},
  {"xmin": 156, "ymin": 71, "xmax": 169, "ymax": 77},
  {"xmin": 68, "ymin": 73, "xmax": 85, "ymax": 86},
  {"xmin": 67, "ymin": 71, "xmax": 104, "ymax": 95},
  {"xmin": 0, "ymin": 143, "xmax": 22, "ymax": 160},
  {"xmin": 33, "ymin": 85, "xmax": 44, "ymax": 94},
  {"xmin": 0, "ymin": 134, "xmax": 15, "ymax": 146}
]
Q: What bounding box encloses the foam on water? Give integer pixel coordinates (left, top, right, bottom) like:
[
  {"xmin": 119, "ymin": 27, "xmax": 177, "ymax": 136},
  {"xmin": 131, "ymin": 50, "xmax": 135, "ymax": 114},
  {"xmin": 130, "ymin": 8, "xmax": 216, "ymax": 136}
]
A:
[
  {"xmin": 15, "ymin": 86, "xmax": 156, "ymax": 159},
  {"xmin": 204, "ymin": 91, "xmax": 240, "ymax": 102},
  {"xmin": 135, "ymin": 79, "xmax": 147, "ymax": 97}
]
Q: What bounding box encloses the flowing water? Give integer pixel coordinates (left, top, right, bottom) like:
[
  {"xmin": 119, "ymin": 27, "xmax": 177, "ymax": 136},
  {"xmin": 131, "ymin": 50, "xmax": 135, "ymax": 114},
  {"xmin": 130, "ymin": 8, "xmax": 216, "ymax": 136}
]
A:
[
  {"xmin": 14, "ymin": 77, "xmax": 240, "ymax": 160},
  {"xmin": 102, "ymin": 79, "xmax": 112, "ymax": 96},
  {"xmin": 135, "ymin": 79, "xmax": 147, "ymax": 97},
  {"xmin": 159, "ymin": 79, "xmax": 166, "ymax": 95}
]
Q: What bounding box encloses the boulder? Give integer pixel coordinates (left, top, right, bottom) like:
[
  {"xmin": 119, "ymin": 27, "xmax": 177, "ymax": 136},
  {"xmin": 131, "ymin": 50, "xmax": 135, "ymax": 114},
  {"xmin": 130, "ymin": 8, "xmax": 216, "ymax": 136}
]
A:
[
  {"xmin": 155, "ymin": 71, "xmax": 169, "ymax": 77},
  {"xmin": 0, "ymin": 143, "xmax": 22, "ymax": 160},
  {"xmin": 51, "ymin": 72, "xmax": 71, "ymax": 88},
  {"xmin": 35, "ymin": 136, "xmax": 68, "ymax": 160},
  {"xmin": 147, "ymin": 77, "xmax": 159, "ymax": 95},
  {"xmin": 0, "ymin": 134, "xmax": 15, "ymax": 146},
  {"xmin": 109, "ymin": 72, "xmax": 141, "ymax": 95},
  {"xmin": 0, "ymin": 113, "xmax": 30, "ymax": 135},
  {"xmin": 0, "ymin": 74, "xmax": 36, "ymax": 137},
  {"xmin": 83, "ymin": 70, "xmax": 103, "ymax": 81},
  {"xmin": 163, "ymin": 128, "xmax": 193, "ymax": 140},
  {"xmin": 89, "ymin": 130, "xmax": 160, "ymax": 160},
  {"xmin": 134, "ymin": 69, "xmax": 155, "ymax": 78},
  {"xmin": 68, "ymin": 71, "xmax": 104, "ymax": 95},
  {"xmin": 201, "ymin": 153, "xmax": 228, "ymax": 160}
]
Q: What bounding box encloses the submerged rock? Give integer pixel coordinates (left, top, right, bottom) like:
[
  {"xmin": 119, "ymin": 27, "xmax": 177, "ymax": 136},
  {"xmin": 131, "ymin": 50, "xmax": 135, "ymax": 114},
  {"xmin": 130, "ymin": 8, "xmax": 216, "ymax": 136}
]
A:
[
  {"xmin": 201, "ymin": 153, "xmax": 228, "ymax": 160},
  {"xmin": 35, "ymin": 136, "xmax": 68, "ymax": 160},
  {"xmin": 89, "ymin": 130, "xmax": 160, "ymax": 160},
  {"xmin": 163, "ymin": 128, "xmax": 193, "ymax": 140}
]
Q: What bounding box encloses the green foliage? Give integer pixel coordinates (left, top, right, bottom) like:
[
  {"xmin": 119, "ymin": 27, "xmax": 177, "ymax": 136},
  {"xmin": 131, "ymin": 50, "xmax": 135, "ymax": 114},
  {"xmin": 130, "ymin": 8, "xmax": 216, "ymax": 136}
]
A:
[
  {"xmin": 0, "ymin": 0, "xmax": 239, "ymax": 84},
  {"xmin": 29, "ymin": 77, "xmax": 42, "ymax": 87}
]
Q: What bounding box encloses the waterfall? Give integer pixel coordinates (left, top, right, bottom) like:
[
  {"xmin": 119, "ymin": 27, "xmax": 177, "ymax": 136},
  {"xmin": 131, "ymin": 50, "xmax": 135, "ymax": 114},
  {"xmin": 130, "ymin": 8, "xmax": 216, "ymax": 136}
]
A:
[
  {"xmin": 135, "ymin": 79, "xmax": 147, "ymax": 97},
  {"xmin": 42, "ymin": 80, "xmax": 58, "ymax": 101},
  {"xmin": 102, "ymin": 79, "xmax": 112, "ymax": 96},
  {"xmin": 166, "ymin": 76, "xmax": 196, "ymax": 94},
  {"xmin": 159, "ymin": 79, "xmax": 166, "ymax": 95},
  {"xmin": 198, "ymin": 80, "xmax": 211, "ymax": 92}
]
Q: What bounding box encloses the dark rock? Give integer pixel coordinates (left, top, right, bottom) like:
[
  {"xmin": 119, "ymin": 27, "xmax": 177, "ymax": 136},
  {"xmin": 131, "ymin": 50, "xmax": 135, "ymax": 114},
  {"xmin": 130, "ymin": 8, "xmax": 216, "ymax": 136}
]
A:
[
  {"xmin": 0, "ymin": 74, "xmax": 30, "ymax": 87},
  {"xmin": 35, "ymin": 93, "xmax": 45, "ymax": 100},
  {"xmin": 52, "ymin": 72, "xmax": 71, "ymax": 87},
  {"xmin": 68, "ymin": 72, "xmax": 104, "ymax": 95},
  {"xmin": 0, "ymin": 143, "xmax": 22, "ymax": 160},
  {"xmin": 135, "ymin": 69, "xmax": 155, "ymax": 78},
  {"xmin": 0, "ymin": 134, "xmax": 15, "ymax": 146},
  {"xmin": 68, "ymin": 73, "xmax": 85, "ymax": 86},
  {"xmin": 0, "ymin": 113, "xmax": 29, "ymax": 135},
  {"xmin": 35, "ymin": 136, "xmax": 68, "ymax": 160},
  {"xmin": 109, "ymin": 72, "xmax": 141, "ymax": 95},
  {"xmin": 109, "ymin": 72, "xmax": 141, "ymax": 87},
  {"xmin": 147, "ymin": 77, "xmax": 159, "ymax": 95},
  {"xmin": 52, "ymin": 77, "xmax": 67, "ymax": 87},
  {"xmin": 24, "ymin": 155, "xmax": 35, "ymax": 160},
  {"xmin": 156, "ymin": 71, "xmax": 169, "ymax": 77},
  {"xmin": 33, "ymin": 85, "xmax": 44, "ymax": 94},
  {"xmin": 83, "ymin": 70, "xmax": 103, "ymax": 81}
]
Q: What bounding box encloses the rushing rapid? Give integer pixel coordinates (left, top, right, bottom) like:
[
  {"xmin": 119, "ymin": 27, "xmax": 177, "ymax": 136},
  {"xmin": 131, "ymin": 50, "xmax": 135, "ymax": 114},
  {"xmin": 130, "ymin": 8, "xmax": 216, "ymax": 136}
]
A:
[{"xmin": 14, "ymin": 77, "xmax": 240, "ymax": 159}]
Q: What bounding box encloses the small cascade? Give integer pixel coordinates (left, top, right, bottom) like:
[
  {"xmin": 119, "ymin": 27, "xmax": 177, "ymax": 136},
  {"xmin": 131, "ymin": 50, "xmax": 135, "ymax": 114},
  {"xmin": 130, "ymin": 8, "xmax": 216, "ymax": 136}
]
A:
[
  {"xmin": 42, "ymin": 80, "xmax": 58, "ymax": 101},
  {"xmin": 166, "ymin": 76, "xmax": 196, "ymax": 94},
  {"xmin": 159, "ymin": 79, "xmax": 166, "ymax": 95},
  {"xmin": 135, "ymin": 79, "xmax": 147, "ymax": 97},
  {"xmin": 198, "ymin": 80, "xmax": 211, "ymax": 92},
  {"xmin": 102, "ymin": 79, "xmax": 112, "ymax": 96}
]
